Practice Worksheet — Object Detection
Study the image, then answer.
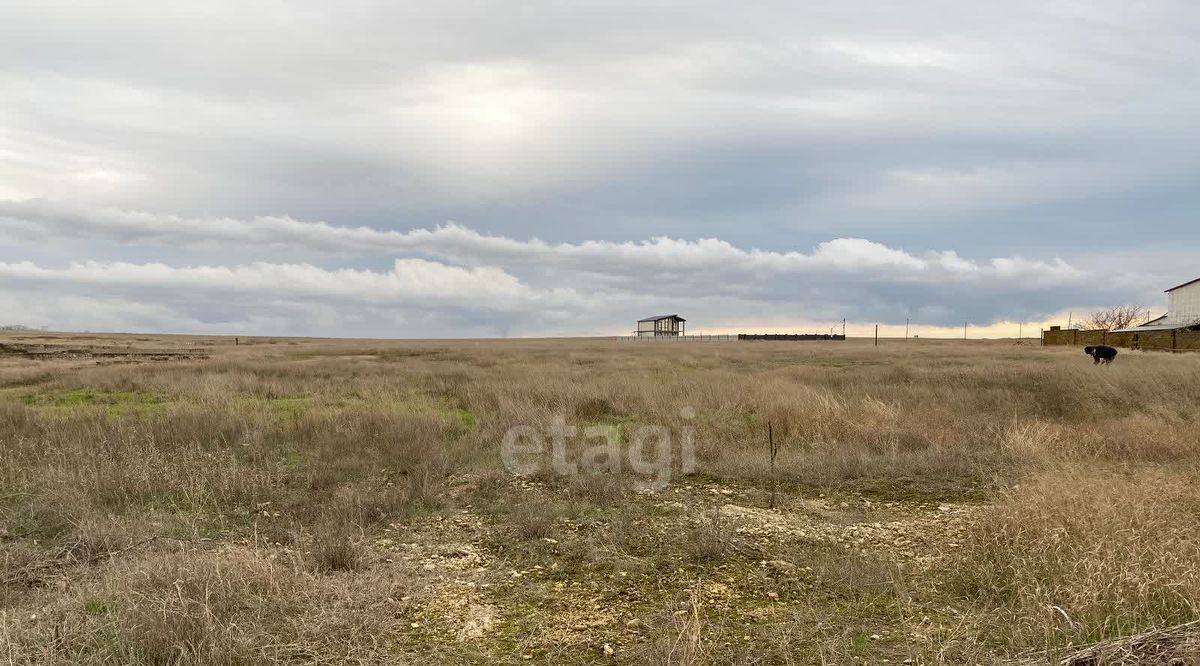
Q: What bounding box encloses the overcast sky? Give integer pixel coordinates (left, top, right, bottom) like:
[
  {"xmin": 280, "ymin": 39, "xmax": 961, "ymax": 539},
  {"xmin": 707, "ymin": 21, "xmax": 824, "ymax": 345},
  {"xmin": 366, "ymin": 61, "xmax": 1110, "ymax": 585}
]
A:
[{"xmin": 2, "ymin": 1, "xmax": 1197, "ymax": 338}]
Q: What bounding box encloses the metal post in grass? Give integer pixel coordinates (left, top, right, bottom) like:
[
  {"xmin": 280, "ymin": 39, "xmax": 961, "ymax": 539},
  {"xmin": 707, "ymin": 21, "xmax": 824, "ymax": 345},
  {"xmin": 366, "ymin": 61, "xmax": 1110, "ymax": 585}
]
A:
[{"xmin": 768, "ymin": 421, "xmax": 779, "ymax": 510}]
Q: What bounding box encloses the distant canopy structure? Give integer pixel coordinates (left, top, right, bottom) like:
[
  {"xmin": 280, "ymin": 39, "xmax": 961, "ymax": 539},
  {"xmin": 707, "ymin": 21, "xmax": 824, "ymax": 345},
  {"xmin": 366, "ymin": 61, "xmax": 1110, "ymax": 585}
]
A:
[{"xmin": 636, "ymin": 314, "xmax": 686, "ymax": 337}]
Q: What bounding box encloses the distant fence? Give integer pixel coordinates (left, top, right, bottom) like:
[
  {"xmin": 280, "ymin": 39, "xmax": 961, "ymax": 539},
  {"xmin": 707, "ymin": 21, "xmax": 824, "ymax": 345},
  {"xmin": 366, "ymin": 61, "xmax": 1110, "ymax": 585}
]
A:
[
  {"xmin": 738, "ymin": 334, "xmax": 846, "ymax": 341},
  {"xmin": 617, "ymin": 333, "xmax": 846, "ymax": 343},
  {"xmin": 1042, "ymin": 327, "xmax": 1200, "ymax": 353},
  {"xmin": 618, "ymin": 335, "xmax": 738, "ymax": 342}
]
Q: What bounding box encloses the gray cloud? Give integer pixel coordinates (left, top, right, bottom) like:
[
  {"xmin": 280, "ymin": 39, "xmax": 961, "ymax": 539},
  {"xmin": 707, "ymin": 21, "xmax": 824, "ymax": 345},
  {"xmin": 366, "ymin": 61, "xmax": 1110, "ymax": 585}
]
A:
[
  {"xmin": 1, "ymin": 1, "xmax": 1196, "ymax": 335},
  {"xmin": 0, "ymin": 200, "xmax": 1163, "ymax": 336}
]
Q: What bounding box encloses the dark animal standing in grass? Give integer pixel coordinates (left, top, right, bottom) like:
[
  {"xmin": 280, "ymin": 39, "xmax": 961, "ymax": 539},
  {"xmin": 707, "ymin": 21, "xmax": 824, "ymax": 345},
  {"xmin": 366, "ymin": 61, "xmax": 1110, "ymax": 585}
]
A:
[{"xmin": 1084, "ymin": 345, "xmax": 1119, "ymax": 365}]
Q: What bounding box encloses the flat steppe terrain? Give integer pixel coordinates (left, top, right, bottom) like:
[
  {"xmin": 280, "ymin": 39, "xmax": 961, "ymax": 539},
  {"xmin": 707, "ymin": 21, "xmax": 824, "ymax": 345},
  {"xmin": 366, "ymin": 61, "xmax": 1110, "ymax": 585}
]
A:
[{"xmin": 2, "ymin": 333, "xmax": 1198, "ymax": 664}]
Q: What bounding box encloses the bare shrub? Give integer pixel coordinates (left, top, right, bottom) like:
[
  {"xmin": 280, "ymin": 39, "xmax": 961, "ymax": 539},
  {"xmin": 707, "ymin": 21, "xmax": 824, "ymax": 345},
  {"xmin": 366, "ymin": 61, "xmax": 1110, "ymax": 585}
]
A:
[
  {"xmin": 683, "ymin": 510, "xmax": 744, "ymax": 564},
  {"xmin": 566, "ymin": 471, "xmax": 627, "ymax": 508},
  {"xmin": 510, "ymin": 500, "xmax": 559, "ymax": 541},
  {"xmin": 635, "ymin": 591, "xmax": 708, "ymax": 665},
  {"xmin": 308, "ymin": 521, "xmax": 365, "ymax": 573},
  {"xmin": 574, "ymin": 396, "xmax": 620, "ymax": 421},
  {"xmin": 1080, "ymin": 305, "xmax": 1150, "ymax": 331}
]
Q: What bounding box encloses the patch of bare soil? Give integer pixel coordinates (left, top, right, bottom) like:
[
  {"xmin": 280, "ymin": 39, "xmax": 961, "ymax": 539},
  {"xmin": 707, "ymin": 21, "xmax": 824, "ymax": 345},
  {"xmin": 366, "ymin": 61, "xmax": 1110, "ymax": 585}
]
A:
[
  {"xmin": 709, "ymin": 492, "xmax": 985, "ymax": 566},
  {"xmin": 360, "ymin": 475, "xmax": 986, "ymax": 662}
]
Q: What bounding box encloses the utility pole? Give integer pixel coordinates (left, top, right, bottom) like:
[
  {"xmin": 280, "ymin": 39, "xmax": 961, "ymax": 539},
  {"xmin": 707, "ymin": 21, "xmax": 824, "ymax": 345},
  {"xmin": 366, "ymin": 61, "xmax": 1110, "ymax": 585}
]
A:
[
  {"xmin": 842, "ymin": 318, "xmax": 846, "ymax": 337},
  {"xmin": 963, "ymin": 321, "xmax": 968, "ymax": 340},
  {"xmin": 905, "ymin": 318, "xmax": 910, "ymax": 341},
  {"xmin": 874, "ymin": 324, "xmax": 879, "ymax": 347}
]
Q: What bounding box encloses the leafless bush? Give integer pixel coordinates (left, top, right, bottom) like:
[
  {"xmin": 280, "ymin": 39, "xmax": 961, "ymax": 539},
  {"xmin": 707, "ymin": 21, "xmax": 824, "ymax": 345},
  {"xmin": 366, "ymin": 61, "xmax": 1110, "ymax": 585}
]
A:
[
  {"xmin": 308, "ymin": 521, "xmax": 366, "ymax": 573},
  {"xmin": 1080, "ymin": 304, "xmax": 1151, "ymax": 331}
]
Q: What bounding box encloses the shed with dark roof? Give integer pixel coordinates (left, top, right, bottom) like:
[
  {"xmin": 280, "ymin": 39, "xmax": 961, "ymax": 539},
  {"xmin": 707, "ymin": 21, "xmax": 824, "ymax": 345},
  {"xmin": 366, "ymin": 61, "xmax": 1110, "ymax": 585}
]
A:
[{"xmin": 636, "ymin": 314, "xmax": 686, "ymax": 337}]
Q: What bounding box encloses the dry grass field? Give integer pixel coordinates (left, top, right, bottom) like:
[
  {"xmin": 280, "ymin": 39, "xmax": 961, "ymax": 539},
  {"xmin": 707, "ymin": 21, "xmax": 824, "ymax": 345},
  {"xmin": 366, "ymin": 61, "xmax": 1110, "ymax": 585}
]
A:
[{"xmin": 2, "ymin": 332, "xmax": 1199, "ymax": 664}]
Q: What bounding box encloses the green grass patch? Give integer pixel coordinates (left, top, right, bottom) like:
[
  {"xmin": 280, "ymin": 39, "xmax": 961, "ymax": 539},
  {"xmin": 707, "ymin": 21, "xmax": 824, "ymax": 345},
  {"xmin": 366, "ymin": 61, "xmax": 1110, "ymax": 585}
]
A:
[
  {"xmin": 82, "ymin": 598, "xmax": 111, "ymax": 615},
  {"xmin": 265, "ymin": 396, "xmax": 310, "ymax": 419},
  {"xmin": 0, "ymin": 372, "xmax": 53, "ymax": 389},
  {"xmin": 19, "ymin": 388, "xmax": 166, "ymax": 412},
  {"xmin": 452, "ymin": 407, "xmax": 477, "ymax": 430},
  {"xmin": 381, "ymin": 391, "xmax": 478, "ymax": 432},
  {"xmin": 225, "ymin": 395, "xmax": 314, "ymax": 420},
  {"xmin": 578, "ymin": 415, "xmax": 640, "ymax": 444}
]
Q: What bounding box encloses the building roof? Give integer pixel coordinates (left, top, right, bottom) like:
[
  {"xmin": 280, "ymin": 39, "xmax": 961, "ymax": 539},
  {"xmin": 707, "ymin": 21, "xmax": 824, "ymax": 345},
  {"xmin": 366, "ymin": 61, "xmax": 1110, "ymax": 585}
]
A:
[
  {"xmin": 637, "ymin": 314, "xmax": 686, "ymax": 322},
  {"xmin": 1165, "ymin": 276, "xmax": 1200, "ymax": 292},
  {"xmin": 1112, "ymin": 322, "xmax": 1192, "ymax": 333}
]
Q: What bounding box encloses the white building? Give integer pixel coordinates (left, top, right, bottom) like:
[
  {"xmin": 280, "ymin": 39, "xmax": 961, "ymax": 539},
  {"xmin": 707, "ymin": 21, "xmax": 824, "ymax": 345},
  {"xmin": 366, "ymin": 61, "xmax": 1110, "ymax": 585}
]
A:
[
  {"xmin": 1114, "ymin": 275, "xmax": 1200, "ymax": 333},
  {"xmin": 636, "ymin": 314, "xmax": 686, "ymax": 337},
  {"xmin": 1164, "ymin": 276, "xmax": 1200, "ymax": 326}
]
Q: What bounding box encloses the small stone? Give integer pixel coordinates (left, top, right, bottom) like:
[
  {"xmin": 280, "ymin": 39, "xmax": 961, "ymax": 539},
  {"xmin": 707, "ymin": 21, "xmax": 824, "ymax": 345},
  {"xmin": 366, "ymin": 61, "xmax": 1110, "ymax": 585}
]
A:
[{"xmin": 602, "ymin": 643, "xmax": 615, "ymax": 656}]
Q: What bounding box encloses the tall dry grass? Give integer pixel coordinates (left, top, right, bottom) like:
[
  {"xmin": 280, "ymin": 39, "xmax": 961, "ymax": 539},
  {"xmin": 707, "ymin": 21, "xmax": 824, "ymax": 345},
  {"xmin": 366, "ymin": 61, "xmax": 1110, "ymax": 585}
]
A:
[
  {"xmin": 950, "ymin": 465, "xmax": 1200, "ymax": 650},
  {"xmin": 1, "ymin": 334, "xmax": 1199, "ymax": 661}
]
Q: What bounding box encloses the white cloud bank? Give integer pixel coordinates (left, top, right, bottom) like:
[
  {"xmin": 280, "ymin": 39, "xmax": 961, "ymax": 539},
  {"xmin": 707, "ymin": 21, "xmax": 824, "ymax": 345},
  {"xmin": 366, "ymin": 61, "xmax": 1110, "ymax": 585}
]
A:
[
  {"xmin": 0, "ymin": 199, "xmax": 1151, "ymax": 338},
  {"xmin": 0, "ymin": 257, "xmax": 572, "ymax": 310},
  {"xmin": 0, "ymin": 199, "xmax": 1089, "ymax": 286}
]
